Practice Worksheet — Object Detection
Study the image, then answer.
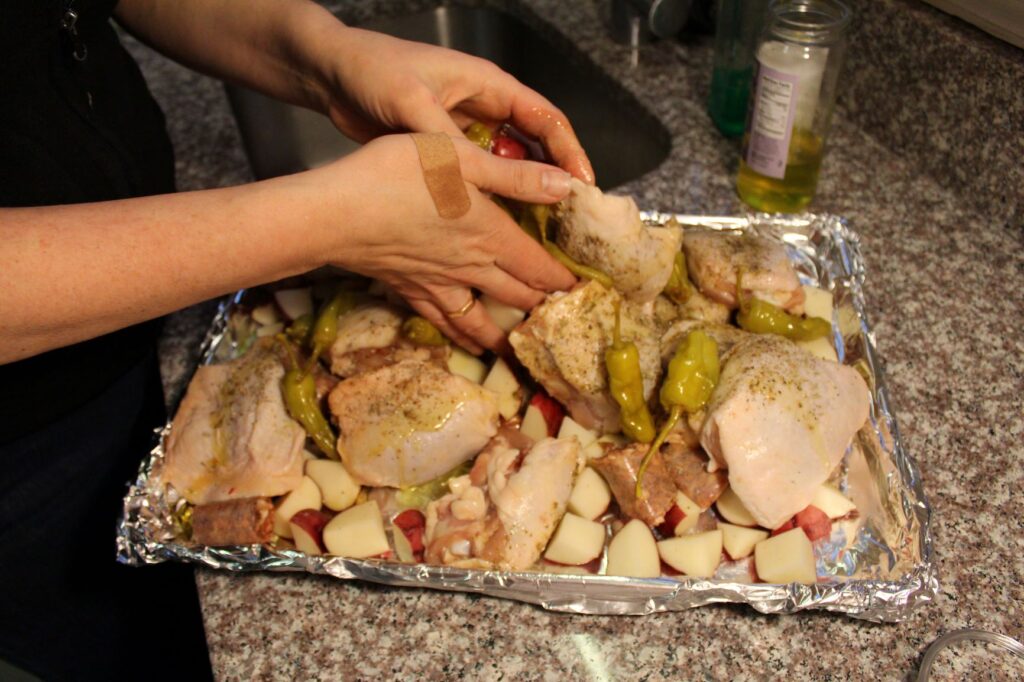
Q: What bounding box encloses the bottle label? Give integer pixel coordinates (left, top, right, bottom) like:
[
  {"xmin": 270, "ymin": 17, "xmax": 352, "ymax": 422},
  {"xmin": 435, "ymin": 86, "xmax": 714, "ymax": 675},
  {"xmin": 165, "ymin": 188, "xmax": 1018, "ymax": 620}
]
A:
[{"xmin": 745, "ymin": 62, "xmax": 799, "ymax": 179}]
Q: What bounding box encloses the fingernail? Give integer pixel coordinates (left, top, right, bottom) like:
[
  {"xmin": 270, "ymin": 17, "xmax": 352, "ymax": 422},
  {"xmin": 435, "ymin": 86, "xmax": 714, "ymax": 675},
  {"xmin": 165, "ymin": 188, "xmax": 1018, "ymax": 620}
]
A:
[{"xmin": 542, "ymin": 170, "xmax": 572, "ymax": 196}]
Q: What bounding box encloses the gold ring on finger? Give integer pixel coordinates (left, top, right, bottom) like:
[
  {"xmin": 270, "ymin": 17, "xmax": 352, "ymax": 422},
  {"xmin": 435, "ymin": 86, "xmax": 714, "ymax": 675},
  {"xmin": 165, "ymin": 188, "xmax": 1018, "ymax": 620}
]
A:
[{"xmin": 446, "ymin": 295, "xmax": 477, "ymax": 319}]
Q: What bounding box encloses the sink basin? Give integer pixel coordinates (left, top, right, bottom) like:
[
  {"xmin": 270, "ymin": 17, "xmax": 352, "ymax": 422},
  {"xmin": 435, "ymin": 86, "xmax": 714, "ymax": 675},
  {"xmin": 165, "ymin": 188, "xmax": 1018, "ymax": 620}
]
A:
[{"xmin": 225, "ymin": 5, "xmax": 670, "ymax": 189}]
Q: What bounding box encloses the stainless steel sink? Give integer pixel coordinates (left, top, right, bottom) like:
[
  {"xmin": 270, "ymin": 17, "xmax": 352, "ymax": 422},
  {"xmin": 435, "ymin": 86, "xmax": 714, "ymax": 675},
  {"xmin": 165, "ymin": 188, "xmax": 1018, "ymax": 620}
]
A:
[{"xmin": 225, "ymin": 5, "xmax": 670, "ymax": 189}]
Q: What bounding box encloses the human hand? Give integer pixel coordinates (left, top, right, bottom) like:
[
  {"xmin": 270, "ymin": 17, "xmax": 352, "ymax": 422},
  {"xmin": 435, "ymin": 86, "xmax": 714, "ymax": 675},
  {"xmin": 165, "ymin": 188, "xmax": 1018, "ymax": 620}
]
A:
[
  {"xmin": 310, "ymin": 134, "xmax": 577, "ymax": 353},
  {"xmin": 319, "ymin": 27, "xmax": 595, "ymax": 184}
]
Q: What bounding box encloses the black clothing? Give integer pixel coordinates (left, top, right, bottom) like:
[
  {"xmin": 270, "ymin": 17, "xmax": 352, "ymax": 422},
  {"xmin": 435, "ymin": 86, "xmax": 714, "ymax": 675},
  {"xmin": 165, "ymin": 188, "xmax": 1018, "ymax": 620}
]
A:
[
  {"xmin": 1, "ymin": 1, "xmax": 212, "ymax": 679},
  {"xmin": 1, "ymin": 0, "xmax": 173, "ymax": 443},
  {"xmin": 0, "ymin": 352, "xmax": 212, "ymax": 680}
]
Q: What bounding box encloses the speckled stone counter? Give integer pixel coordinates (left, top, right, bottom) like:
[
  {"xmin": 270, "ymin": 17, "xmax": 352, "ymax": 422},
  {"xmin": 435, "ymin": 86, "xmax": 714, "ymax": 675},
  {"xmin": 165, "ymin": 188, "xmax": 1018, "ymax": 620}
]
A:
[{"xmin": 132, "ymin": 0, "xmax": 1024, "ymax": 679}]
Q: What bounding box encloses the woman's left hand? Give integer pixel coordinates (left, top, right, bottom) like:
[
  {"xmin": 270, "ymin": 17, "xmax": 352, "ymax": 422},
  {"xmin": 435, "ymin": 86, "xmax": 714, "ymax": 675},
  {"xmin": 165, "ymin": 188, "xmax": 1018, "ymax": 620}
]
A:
[
  {"xmin": 116, "ymin": 1, "xmax": 593, "ymax": 182},
  {"xmin": 318, "ymin": 27, "xmax": 596, "ymax": 184}
]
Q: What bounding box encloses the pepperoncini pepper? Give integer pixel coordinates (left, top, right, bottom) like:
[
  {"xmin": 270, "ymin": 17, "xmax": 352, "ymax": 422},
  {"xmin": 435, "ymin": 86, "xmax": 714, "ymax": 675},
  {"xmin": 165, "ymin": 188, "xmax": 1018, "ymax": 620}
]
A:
[
  {"xmin": 282, "ymin": 369, "xmax": 337, "ymax": 458},
  {"xmin": 395, "ymin": 460, "xmax": 472, "ymax": 509},
  {"xmin": 402, "ymin": 316, "xmax": 448, "ymax": 346},
  {"xmin": 534, "ymin": 204, "xmax": 615, "ymax": 289},
  {"xmin": 308, "ymin": 290, "xmax": 356, "ymax": 369},
  {"xmin": 605, "ymin": 301, "xmax": 655, "ymax": 444},
  {"xmin": 663, "ymin": 252, "xmax": 694, "ymax": 303},
  {"xmin": 465, "ymin": 122, "xmax": 493, "ymax": 151},
  {"xmin": 737, "ymin": 297, "xmax": 831, "ymax": 341},
  {"xmin": 286, "ymin": 313, "xmax": 313, "ymax": 345},
  {"xmin": 278, "ymin": 337, "xmax": 338, "ymax": 459},
  {"xmin": 635, "ymin": 330, "xmax": 720, "ymax": 499}
]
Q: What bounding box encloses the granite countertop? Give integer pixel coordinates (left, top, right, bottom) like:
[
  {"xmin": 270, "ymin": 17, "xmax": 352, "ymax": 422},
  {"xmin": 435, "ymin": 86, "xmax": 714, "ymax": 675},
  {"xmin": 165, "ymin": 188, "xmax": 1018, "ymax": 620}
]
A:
[{"xmin": 131, "ymin": 0, "xmax": 1024, "ymax": 678}]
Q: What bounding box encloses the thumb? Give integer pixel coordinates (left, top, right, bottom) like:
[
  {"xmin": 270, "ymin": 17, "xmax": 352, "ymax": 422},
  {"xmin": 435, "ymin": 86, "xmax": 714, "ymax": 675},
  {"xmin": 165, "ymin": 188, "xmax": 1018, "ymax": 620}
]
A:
[{"xmin": 459, "ymin": 141, "xmax": 574, "ymax": 204}]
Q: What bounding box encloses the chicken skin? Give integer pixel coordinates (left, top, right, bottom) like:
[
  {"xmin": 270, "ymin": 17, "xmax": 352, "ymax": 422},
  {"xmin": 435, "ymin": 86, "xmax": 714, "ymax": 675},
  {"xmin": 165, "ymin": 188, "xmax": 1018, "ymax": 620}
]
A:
[
  {"xmin": 327, "ymin": 360, "xmax": 499, "ymax": 487},
  {"xmin": 424, "ymin": 436, "xmax": 581, "ymax": 570},
  {"xmin": 555, "ymin": 179, "xmax": 683, "ymax": 303},
  {"xmin": 700, "ymin": 335, "xmax": 870, "ymax": 529},
  {"xmin": 509, "ymin": 280, "xmax": 661, "ymax": 434},
  {"xmin": 683, "ymin": 230, "xmax": 804, "ymax": 313},
  {"xmin": 164, "ymin": 343, "xmax": 306, "ymax": 505},
  {"xmin": 329, "ymin": 302, "xmax": 449, "ymax": 378}
]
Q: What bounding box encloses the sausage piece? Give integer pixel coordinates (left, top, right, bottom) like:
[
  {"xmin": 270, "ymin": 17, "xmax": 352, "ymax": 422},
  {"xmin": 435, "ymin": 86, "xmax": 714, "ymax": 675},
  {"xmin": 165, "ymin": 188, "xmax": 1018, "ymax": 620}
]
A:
[
  {"xmin": 591, "ymin": 444, "xmax": 675, "ymax": 527},
  {"xmin": 191, "ymin": 497, "xmax": 274, "ymax": 546},
  {"xmin": 660, "ymin": 442, "xmax": 728, "ymax": 509}
]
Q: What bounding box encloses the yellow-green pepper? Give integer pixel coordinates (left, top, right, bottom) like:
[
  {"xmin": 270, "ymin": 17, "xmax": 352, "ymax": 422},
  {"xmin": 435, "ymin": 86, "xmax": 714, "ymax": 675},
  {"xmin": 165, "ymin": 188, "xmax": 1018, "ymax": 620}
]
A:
[
  {"xmin": 605, "ymin": 302, "xmax": 655, "ymax": 444},
  {"xmin": 402, "ymin": 316, "xmax": 448, "ymax": 346},
  {"xmin": 465, "ymin": 122, "xmax": 493, "ymax": 151},
  {"xmin": 395, "ymin": 461, "xmax": 472, "ymax": 509},
  {"xmin": 308, "ymin": 290, "xmax": 357, "ymax": 367},
  {"xmin": 661, "ymin": 329, "xmax": 720, "ymax": 413},
  {"xmin": 535, "ymin": 204, "xmax": 614, "ymax": 288},
  {"xmin": 663, "ymin": 252, "xmax": 694, "ymax": 303},
  {"xmin": 286, "ymin": 313, "xmax": 313, "ymax": 345},
  {"xmin": 737, "ymin": 297, "xmax": 831, "ymax": 341},
  {"xmin": 635, "ymin": 330, "xmax": 720, "ymax": 499},
  {"xmin": 281, "ymin": 368, "xmax": 338, "ymax": 459}
]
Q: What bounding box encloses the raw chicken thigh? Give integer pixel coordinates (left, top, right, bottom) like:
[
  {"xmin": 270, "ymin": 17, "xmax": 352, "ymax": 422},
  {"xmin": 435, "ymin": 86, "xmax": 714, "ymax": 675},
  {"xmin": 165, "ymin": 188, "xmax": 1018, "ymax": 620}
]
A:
[
  {"xmin": 510, "ymin": 280, "xmax": 661, "ymax": 433},
  {"xmin": 164, "ymin": 343, "xmax": 306, "ymax": 504},
  {"xmin": 424, "ymin": 436, "xmax": 581, "ymax": 570},
  {"xmin": 327, "ymin": 360, "xmax": 499, "ymax": 487},
  {"xmin": 329, "ymin": 302, "xmax": 448, "ymax": 378},
  {"xmin": 700, "ymin": 335, "xmax": 870, "ymax": 529},
  {"xmin": 555, "ymin": 179, "xmax": 682, "ymax": 303},
  {"xmin": 683, "ymin": 230, "xmax": 804, "ymax": 312}
]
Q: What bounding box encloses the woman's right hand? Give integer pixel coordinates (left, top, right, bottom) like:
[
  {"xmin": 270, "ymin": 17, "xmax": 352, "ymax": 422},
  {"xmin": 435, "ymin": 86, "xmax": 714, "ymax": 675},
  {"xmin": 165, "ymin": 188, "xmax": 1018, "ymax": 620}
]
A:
[{"xmin": 308, "ymin": 133, "xmax": 578, "ymax": 353}]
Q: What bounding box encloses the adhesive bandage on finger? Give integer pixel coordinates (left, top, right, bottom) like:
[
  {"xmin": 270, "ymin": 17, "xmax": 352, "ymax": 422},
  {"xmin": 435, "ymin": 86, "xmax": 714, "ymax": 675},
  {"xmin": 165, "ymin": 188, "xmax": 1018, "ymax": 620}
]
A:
[{"xmin": 410, "ymin": 133, "xmax": 472, "ymax": 219}]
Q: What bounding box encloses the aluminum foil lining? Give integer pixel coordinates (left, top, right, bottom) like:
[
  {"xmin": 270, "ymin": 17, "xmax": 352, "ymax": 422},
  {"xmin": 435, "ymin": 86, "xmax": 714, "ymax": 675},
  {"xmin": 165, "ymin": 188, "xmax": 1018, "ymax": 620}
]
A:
[{"xmin": 116, "ymin": 212, "xmax": 937, "ymax": 623}]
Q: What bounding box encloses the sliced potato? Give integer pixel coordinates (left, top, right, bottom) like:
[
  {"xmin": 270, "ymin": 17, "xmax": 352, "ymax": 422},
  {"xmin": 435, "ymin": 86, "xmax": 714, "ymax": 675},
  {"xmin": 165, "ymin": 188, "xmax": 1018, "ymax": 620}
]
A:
[
  {"xmin": 657, "ymin": 530, "xmax": 723, "ymax": 577},
  {"xmin": 715, "ymin": 487, "xmax": 757, "ymax": 527},
  {"xmin": 322, "ymin": 500, "xmax": 390, "ymax": 559},
  {"xmin": 447, "ymin": 348, "xmax": 487, "ymax": 384},
  {"xmin": 273, "ymin": 476, "xmax": 322, "ymax": 538},
  {"xmin": 567, "ymin": 467, "xmax": 612, "ymax": 520},
  {"xmin": 754, "ymin": 527, "xmax": 817, "ymax": 583},
  {"xmin": 606, "ymin": 519, "xmax": 660, "ymax": 578},
  {"xmin": 544, "ymin": 513, "xmax": 606, "ymax": 565}
]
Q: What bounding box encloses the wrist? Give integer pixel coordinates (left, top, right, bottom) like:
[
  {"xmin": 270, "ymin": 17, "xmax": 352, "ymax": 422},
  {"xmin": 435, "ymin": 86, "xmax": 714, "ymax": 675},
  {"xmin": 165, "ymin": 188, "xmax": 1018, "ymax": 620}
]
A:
[{"xmin": 280, "ymin": 3, "xmax": 355, "ymax": 116}]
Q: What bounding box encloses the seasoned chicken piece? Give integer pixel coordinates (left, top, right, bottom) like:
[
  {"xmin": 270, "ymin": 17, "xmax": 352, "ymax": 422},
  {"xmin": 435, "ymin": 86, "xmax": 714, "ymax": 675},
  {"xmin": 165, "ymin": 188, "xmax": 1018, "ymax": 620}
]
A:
[
  {"xmin": 677, "ymin": 290, "xmax": 732, "ymax": 325},
  {"xmin": 424, "ymin": 436, "xmax": 581, "ymax": 570},
  {"xmin": 590, "ymin": 443, "xmax": 676, "ymax": 527},
  {"xmin": 683, "ymin": 230, "xmax": 804, "ymax": 312},
  {"xmin": 164, "ymin": 344, "xmax": 305, "ymax": 505},
  {"xmin": 510, "ymin": 280, "xmax": 661, "ymax": 434},
  {"xmin": 661, "ymin": 319, "xmax": 752, "ymax": 365},
  {"xmin": 700, "ymin": 335, "xmax": 870, "ymax": 529},
  {"xmin": 555, "ymin": 179, "xmax": 683, "ymax": 303},
  {"xmin": 327, "ymin": 360, "xmax": 499, "ymax": 487},
  {"xmin": 329, "ymin": 301, "xmax": 450, "ymax": 378}
]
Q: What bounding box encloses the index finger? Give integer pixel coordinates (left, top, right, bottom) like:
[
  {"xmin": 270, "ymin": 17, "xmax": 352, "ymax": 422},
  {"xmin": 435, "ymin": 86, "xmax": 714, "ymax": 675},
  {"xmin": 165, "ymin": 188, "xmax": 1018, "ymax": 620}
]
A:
[
  {"xmin": 508, "ymin": 93, "xmax": 595, "ymax": 185},
  {"xmin": 482, "ymin": 201, "xmax": 577, "ymax": 293}
]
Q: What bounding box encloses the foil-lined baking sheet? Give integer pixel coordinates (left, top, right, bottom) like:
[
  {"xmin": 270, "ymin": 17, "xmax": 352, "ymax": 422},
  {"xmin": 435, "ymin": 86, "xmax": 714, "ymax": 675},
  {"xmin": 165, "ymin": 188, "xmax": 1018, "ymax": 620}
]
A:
[{"xmin": 116, "ymin": 212, "xmax": 937, "ymax": 622}]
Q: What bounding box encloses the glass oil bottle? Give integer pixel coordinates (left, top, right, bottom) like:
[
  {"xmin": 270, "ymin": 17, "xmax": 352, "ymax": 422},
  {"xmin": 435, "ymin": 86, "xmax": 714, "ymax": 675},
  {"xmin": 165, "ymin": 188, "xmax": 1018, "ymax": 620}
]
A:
[{"xmin": 736, "ymin": 0, "xmax": 851, "ymax": 212}]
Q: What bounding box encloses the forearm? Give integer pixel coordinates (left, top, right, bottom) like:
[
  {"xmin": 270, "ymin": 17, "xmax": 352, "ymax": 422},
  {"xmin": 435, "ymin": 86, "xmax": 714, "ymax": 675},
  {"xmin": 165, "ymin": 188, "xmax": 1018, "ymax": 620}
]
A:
[
  {"xmin": 0, "ymin": 172, "xmax": 334, "ymax": 364},
  {"xmin": 114, "ymin": 0, "xmax": 346, "ymax": 114}
]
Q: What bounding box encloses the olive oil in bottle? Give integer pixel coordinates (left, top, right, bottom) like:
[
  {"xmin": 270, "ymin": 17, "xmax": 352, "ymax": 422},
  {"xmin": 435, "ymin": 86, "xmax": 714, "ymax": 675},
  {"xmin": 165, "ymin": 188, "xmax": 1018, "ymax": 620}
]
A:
[
  {"xmin": 736, "ymin": 1, "xmax": 850, "ymax": 213},
  {"xmin": 737, "ymin": 128, "xmax": 823, "ymax": 212}
]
